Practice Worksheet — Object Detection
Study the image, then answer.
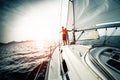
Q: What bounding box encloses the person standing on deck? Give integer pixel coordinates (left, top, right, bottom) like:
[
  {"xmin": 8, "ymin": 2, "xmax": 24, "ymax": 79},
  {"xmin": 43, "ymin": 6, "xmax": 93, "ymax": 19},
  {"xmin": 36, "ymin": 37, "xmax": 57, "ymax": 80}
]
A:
[
  {"xmin": 61, "ymin": 26, "xmax": 67, "ymax": 45},
  {"xmin": 65, "ymin": 28, "xmax": 69, "ymax": 45}
]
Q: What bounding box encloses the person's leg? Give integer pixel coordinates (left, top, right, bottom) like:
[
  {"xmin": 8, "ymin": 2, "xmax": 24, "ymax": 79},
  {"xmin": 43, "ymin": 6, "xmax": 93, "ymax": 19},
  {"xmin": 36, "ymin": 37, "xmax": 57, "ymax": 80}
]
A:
[
  {"xmin": 63, "ymin": 40, "xmax": 65, "ymax": 45},
  {"xmin": 63, "ymin": 34, "xmax": 66, "ymax": 45},
  {"xmin": 67, "ymin": 35, "xmax": 69, "ymax": 45},
  {"xmin": 65, "ymin": 39, "xmax": 67, "ymax": 45},
  {"xmin": 65, "ymin": 35, "xmax": 69, "ymax": 45}
]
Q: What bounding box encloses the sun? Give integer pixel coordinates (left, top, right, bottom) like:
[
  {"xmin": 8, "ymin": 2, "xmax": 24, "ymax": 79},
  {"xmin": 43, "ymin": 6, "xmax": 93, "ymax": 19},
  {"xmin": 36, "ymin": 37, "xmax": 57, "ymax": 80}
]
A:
[{"xmin": 12, "ymin": 2, "xmax": 61, "ymax": 45}]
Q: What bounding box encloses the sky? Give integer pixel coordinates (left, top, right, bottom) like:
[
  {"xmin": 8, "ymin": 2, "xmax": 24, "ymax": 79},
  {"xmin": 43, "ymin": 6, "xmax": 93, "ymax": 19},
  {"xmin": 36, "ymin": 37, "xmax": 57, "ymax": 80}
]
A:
[{"xmin": 0, "ymin": 0, "xmax": 68, "ymax": 43}]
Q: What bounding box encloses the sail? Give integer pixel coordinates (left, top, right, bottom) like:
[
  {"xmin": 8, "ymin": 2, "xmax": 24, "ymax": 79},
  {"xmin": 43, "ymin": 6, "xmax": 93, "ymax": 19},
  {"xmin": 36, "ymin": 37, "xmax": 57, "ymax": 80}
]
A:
[
  {"xmin": 66, "ymin": 0, "xmax": 120, "ymax": 30},
  {"xmin": 79, "ymin": 30, "xmax": 99, "ymax": 40},
  {"xmin": 66, "ymin": 0, "xmax": 74, "ymax": 30}
]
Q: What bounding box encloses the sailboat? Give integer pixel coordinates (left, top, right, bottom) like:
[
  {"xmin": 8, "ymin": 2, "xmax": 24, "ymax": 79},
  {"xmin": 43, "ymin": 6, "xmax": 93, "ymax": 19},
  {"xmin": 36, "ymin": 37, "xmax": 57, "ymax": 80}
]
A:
[{"xmin": 46, "ymin": 0, "xmax": 120, "ymax": 80}]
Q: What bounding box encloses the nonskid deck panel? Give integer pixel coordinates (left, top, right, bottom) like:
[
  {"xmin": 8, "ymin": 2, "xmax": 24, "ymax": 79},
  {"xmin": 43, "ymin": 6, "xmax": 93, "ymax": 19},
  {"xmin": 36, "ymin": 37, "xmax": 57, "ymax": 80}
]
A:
[{"xmin": 89, "ymin": 47, "xmax": 120, "ymax": 80}]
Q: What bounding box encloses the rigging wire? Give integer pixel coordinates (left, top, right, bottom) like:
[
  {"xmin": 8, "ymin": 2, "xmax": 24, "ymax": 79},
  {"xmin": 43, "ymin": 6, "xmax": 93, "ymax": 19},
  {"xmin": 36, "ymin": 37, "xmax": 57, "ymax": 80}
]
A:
[
  {"xmin": 76, "ymin": 30, "xmax": 84, "ymax": 41},
  {"xmin": 58, "ymin": 0, "xmax": 63, "ymax": 48},
  {"xmin": 106, "ymin": 27, "xmax": 117, "ymax": 41},
  {"xmin": 103, "ymin": 27, "xmax": 118, "ymax": 46},
  {"xmin": 25, "ymin": 62, "xmax": 44, "ymax": 80},
  {"xmin": 103, "ymin": 28, "xmax": 107, "ymax": 45},
  {"xmin": 33, "ymin": 62, "xmax": 43, "ymax": 80}
]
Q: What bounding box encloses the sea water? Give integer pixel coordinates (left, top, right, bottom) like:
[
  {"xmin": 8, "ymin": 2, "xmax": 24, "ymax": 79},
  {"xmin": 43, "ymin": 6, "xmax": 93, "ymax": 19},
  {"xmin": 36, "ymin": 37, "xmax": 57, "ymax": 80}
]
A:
[{"xmin": 0, "ymin": 40, "xmax": 56, "ymax": 80}]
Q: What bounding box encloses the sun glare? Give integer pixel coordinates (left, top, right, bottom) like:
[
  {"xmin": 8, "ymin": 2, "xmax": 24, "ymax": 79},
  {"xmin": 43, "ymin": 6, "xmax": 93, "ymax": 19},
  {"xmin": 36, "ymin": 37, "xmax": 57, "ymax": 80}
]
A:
[
  {"xmin": 36, "ymin": 39, "xmax": 44, "ymax": 48},
  {"xmin": 11, "ymin": 2, "xmax": 60, "ymax": 44}
]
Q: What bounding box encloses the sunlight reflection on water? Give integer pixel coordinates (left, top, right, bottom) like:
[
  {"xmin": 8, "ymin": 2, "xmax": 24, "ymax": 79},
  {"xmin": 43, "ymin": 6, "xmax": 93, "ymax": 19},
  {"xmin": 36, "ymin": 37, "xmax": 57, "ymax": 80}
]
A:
[{"xmin": 0, "ymin": 40, "xmax": 56, "ymax": 72}]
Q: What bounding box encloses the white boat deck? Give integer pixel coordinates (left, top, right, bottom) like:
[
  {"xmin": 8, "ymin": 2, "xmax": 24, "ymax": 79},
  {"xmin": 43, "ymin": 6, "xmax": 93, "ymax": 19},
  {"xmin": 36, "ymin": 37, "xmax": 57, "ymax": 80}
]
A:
[
  {"xmin": 47, "ymin": 47, "xmax": 62, "ymax": 80},
  {"xmin": 48, "ymin": 45, "xmax": 105, "ymax": 80}
]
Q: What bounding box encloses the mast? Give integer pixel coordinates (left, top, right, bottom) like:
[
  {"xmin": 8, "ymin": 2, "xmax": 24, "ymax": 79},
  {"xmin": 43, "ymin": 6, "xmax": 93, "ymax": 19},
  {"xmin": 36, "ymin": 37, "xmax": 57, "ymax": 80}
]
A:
[
  {"xmin": 72, "ymin": 0, "xmax": 76, "ymax": 44},
  {"xmin": 66, "ymin": 0, "xmax": 76, "ymax": 44}
]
